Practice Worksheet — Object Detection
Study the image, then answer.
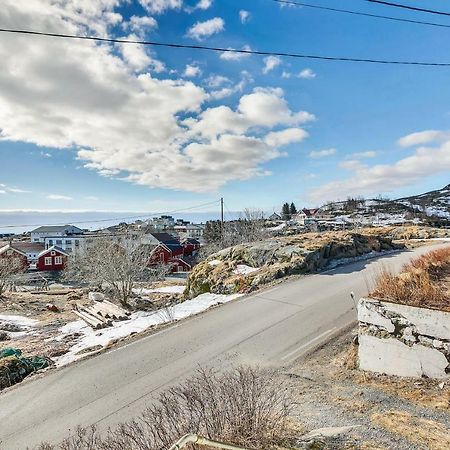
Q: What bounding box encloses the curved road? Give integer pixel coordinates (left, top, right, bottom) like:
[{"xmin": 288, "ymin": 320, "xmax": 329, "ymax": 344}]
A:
[{"xmin": 0, "ymin": 243, "xmax": 447, "ymax": 449}]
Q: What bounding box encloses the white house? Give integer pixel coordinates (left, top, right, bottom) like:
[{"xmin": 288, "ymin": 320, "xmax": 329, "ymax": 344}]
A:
[
  {"xmin": 31, "ymin": 225, "xmax": 83, "ymax": 243},
  {"xmin": 172, "ymin": 223, "xmax": 204, "ymax": 240}
]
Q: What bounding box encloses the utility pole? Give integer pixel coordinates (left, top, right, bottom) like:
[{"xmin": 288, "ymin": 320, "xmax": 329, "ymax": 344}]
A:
[{"xmin": 220, "ymin": 197, "xmax": 224, "ymax": 245}]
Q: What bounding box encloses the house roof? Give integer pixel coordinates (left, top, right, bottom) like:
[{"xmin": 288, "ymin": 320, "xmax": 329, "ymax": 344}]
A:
[
  {"xmin": 31, "ymin": 225, "xmax": 82, "ymax": 233},
  {"xmin": 0, "ymin": 244, "xmax": 27, "ymax": 257},
  {"xmin": 11, "ymin": 242, "xmax": 45, "ymax": 253},
  {"xmin": 175, "ymin": 255, "xmax": 194, "ymax": 268},
  {"xmin": 183, "ymin": 238, "xmax": 201, "ymax": 245},
  {"xmin": 150, "ymin": 233, "xmax": 184, "ymax": 251},
  {"xmin": 302, "ymin": 208, "xmax": 320, "ymax": 217},
  {"xmin": 38, "ymin": 246, "xmax": 69, "ymax": 258}
]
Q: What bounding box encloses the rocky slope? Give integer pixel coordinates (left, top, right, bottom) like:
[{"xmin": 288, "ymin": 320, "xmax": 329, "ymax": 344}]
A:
[
  {"xmin": 365, "ymin": 225, "xmax": 450, "ymax": 241},
  {"xmin": 185, "ymin": 231, "xmax": 403, "ymax": 298}
]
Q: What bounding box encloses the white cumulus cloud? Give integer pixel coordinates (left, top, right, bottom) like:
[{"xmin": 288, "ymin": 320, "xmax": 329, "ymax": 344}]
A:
[
  {"xmin": 220, "ymin": 45, "xmax": 252, "ymax": 61},
  {"xmin": 187, "ymin": 17, "xmax": 224, "ymax": 40},
  {"xmin": 139, "ymin": 0, "xmax": 182, "ymax": 14},
  {"xmin": 0, "ymin": 1, "xmax": 314, "ymax": 193},
  {"xmin": 263, "ymin": 56, "xmax": 282, "ymax": 74},
  {"xmin": 239, "ymin": 10, "xmax": 251, "ymax": 23},
  {"xmin": 309, "ymin": 134, "xmax": 450, "ymax": 202},
  {"xmin": 298, "ymin": 68, "xmax": 316, "ymax": 79},
  {"xmin": 184, "ymin": 64, "xmax": 202, "ymax": 77},
  {"xmin": 397, "ymin": 130, "xmax": 450, "ymax": 148},
  {"xmin": 196, "ymin": 0, "xmax": 212, "ymax": 10}
]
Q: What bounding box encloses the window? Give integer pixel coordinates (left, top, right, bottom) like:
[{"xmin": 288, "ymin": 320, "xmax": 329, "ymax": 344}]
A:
[
  {"xmin": 51, "ymin": 251, "xmax": 56, "ymax": 256},
  {"xmin": 55, "ymin": 256, "xmax": 62, "ymax": 265},
  {"xmin": 48, "ymin": 240, "xmax": 53, "ymax": 245},
  {"xmin": 56, "ymin": 240, "xmax": 62, "ymax": 245},
  {"xmin": 44, "ymin": 257, "xmax": 52, "ymax": 266}
]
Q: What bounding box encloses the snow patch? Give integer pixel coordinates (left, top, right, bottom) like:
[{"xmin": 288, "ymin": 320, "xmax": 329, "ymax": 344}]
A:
[
  {"xmin": 0, "ymin": 314, "xmax": 38, "ymax": 328},
  {"xmin": 54, "ymin": 292, "xmax": 243, "ymax": 367},
  {"xmin": 233, "ymin": 264, "xmax": 260, "ymax": 275},
  {"xmin": 208, "ymin": 259, "xmax": 221, "ymax": 266},
  {"xmin": 133, "ymin": 285, "xmax": 185, "ymax": 295}
]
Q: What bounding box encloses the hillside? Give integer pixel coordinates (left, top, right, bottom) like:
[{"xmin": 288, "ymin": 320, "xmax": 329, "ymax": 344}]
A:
[
  {"xmin": 321, "ymin": 183, "xmax": 450, "ymax": 226},
  {"xmin": 397, "ymin": 184, "xmax": 450, "ymax": 220}
]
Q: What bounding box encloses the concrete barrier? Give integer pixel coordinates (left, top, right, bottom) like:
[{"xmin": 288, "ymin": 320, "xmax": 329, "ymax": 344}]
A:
[{"xmin": 358, "ymin": 298, "xmax": 450, "ymax": 379}]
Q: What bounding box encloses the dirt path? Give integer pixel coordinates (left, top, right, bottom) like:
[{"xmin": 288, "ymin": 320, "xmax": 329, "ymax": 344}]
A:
[{"xmin": 282, "ymin": 326, "xmax": 450, "ymax": 449}]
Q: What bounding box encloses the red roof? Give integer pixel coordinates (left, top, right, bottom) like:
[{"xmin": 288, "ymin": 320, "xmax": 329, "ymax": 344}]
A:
[{"xmin": 302, "ymin": 208, "xmax": 320, "ymax": 217}]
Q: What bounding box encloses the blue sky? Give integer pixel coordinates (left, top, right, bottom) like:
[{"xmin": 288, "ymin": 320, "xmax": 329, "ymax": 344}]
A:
[{"xmin": 0, "ymin": 0, "xmax": 449, "ymax": 217}]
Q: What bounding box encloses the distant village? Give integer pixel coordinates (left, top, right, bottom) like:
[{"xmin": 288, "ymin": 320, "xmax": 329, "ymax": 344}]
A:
[
  {"xmin": 0, "ymin": 195, "xmax": 438, "ymax": 275},
  {"xmin": 0, "ymin": 215, "xmax": 203, "ymax": 274}
]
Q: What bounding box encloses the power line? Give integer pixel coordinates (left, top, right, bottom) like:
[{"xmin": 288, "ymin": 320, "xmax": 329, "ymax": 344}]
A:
[
  {"xmin": 0, "ymin": 200, "xmax": 221, "ymax": 229},
  {"xmin": 365, "ymin": 0, "xmax": 450, "ymax": 17},
  {"xmin": 1, "ymin": 27, "xmax": 450, "ymax": 66},
  {"xmin": 272, "ymin": 0, "xmax": 450, "ymax": 29}
]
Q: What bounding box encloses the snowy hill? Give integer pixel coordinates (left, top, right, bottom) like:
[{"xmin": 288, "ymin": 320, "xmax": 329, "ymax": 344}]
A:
[
  {"xmin": 321, "ymin": 184, "xmax": 450, "ymax": 226},
  {"xmin": 397, "ymin": 184, "xmax": 450, "ymax": 220}
]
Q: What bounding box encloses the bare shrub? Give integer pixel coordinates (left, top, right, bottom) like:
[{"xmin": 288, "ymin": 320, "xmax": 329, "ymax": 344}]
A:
[
  {"xmin": 36, "ymin": 366, "xmax": 291, "ymax": 450},
  {"xmin": 202, "ymin": 208, "xmax": 268, "ymax": 258},
  {"xmin": 64, "ymin": 238, "xmax": 168, "ymax": 308},
  {"xmin": 371, "ymin": 247, "xmax": 450, "ymax": 311},
  {"xmin": 0, "ymin": 256, "xmax": 25, "ymax": 297}
]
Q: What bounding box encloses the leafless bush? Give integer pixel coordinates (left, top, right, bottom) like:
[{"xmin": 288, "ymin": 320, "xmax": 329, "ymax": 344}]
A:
[
  {"xmin": 201, "ymin": 209, "xmax": 268, "ymax": 258},
  {"xmin": 0, "ymin": 256, "xmax": 25, "ymax": 297},
  {"xmin": 371, "ymin": 247, "xmax": 450, "ymax": 311},
  {"xmin": 36, "ymin": 366, "xmax": 292, "ymax": 450},
  {"xmin": 64, "ymin": 238, "xmax": 168, "ymax": 307}
]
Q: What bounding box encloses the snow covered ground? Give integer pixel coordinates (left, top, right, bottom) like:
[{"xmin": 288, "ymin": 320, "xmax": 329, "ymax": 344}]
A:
[
  {"xmin": 53, "ymin": 292, "xmax": 243, "ymax": 367},
  {"xmin": 0, "ymin": 314, "xmax": 38, "ymax": 328},
  {"xmin": 0, "ymin": 314, "xmax": 39, "ymax": 339},
  {"xmin": 133, "ymin": 285, "xmax": 185, "ymax": 295}
]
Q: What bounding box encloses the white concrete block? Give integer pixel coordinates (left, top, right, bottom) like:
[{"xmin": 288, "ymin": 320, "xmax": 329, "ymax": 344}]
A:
[
  {"xmin": 359, "ymin": 298, "xmax": 450, "ymax": 341},
  {"xmin": 359, "ymin": 334, "xmax": 449, "ymax": 379},
  {"xmin": 358, "ymin": 299, "xmax": 395, "ymax": 333}
]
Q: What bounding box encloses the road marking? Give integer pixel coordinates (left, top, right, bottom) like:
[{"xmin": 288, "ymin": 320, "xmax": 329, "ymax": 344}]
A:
[{"xmin": 280, "ymin": 327, "xmax": 337, "ymax": 362}]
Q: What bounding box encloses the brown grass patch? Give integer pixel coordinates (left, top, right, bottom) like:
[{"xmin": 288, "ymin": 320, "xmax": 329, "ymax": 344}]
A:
[
  {"xmin": 371, "ymin": 410, "xmax": 450, "ymax": 450},
  {"xmin": 371, "ymin": 246, "xmax": 450, "ymax": 311}
]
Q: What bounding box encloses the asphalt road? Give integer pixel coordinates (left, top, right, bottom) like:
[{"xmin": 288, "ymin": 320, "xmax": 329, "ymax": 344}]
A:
[{"xmin": 0, "ymin": 243, "xmax": 447, "ymax": 449}]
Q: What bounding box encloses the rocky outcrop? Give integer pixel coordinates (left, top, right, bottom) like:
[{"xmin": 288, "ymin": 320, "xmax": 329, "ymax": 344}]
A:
[
  {"xmin": 367, "ymin": 225, "xmax": 450, "ymax": 241},
  {"xmin": 185, "ymin": 232, "xmax": 403, "ymax": 298}
]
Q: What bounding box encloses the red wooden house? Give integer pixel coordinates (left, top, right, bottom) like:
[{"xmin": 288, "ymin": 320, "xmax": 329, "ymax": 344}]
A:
[
  {"xmin": 182, "ymin": 238, "xmax": 201, "ymax": 257},
  {"xmin": 170, "ymin": 255, "xmax": 193, "ymax": 272},
  {"xmin": 36, "ymin": 246, "xmax": 68, "ymax": 272},
  {"xmin": 149, "ymin": 233, "xmax": 196, "ymax": 273},
  {"xmin": 0, "ymin": 244, "xmax": 28, "ymax": 269}
]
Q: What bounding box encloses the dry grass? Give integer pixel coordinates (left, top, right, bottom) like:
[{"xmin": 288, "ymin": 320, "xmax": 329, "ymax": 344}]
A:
[
  {"xmin": 36, "ymin": 366, "xmax": 292, "ymax": 450},
  {"xmin": 370, "ymin": 246, "xmax": 450, "ymax": 311},
  {"xmin": 371, "ymin": 410, "xmax": 450, "ymax": 450}
]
